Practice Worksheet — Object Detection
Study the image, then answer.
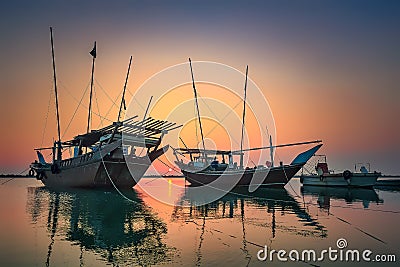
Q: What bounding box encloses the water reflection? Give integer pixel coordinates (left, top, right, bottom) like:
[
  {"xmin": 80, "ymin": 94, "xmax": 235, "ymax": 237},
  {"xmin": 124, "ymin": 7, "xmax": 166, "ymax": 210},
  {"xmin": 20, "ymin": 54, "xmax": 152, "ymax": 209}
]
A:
[
  {"xmin": 173, "ymin": 187, "xmax": 327, "ymax": 237},
  {"xmin": 26, "ymin": 187, "xmax": 174, "ymax": 266},
  {"xmin": 301, "ymin": 186, "xmax": 383, "ymax": 210},
  {"xmin": 170, "ymin": 187, "xmax": 327, "ymax": 265}
]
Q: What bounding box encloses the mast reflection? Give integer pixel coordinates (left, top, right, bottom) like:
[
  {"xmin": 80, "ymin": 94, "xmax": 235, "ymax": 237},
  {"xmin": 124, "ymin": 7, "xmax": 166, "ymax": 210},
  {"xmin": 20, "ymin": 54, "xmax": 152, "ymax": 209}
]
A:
[
  {"xmin": 173, "ymin": 187, "xmax": 327, "ymax": 238},
  {"xmin": 26, "ymin": 187, "xmax": 175, "ymax": 266}
]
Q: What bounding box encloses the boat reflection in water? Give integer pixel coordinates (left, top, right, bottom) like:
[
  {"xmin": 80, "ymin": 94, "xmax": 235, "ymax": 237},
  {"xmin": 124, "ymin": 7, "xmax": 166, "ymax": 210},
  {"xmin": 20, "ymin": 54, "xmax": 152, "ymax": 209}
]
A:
[
  {"xmin": 26, "ymin": 186, "xmax": 175, "ymax": 266},
  {"xmin": 173, "ymin": 187, "xmax": 327, "ymax": 238},
  {"xmin": 301, "ymin": 186, "xmax": 383, "ymax": 210}
]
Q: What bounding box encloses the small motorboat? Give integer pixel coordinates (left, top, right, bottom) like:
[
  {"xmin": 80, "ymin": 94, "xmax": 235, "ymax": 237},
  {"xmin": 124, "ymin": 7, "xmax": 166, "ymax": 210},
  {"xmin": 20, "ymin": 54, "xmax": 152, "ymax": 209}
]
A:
[{"xmin": 300, "ymin": 156, "xmax": 381, "ymax": 187}]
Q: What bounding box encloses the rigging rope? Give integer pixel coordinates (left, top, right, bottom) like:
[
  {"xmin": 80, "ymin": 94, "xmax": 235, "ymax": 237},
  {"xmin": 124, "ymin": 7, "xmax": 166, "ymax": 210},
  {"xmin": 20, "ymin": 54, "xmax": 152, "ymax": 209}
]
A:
[
  {"xmin": 198, "ymin": 91, "xmax": 243, "ymax": 148},
  {"xmin": 203, "ymin": 98, "xmax": 243, "ymax": 146},
  {"xmin": 61, "ymin": 82, "xmax": 90, "ymax": 139},
  {"xmin": 41, "ymin": 87, "xmax": 53, "ymax": 147},
  {"xmin": 195, "ymin": 92, "xmax": 260, "ymax": 166},
  {"xmin": 94, "ymin": 78, "xmax": 120, "ymax": 107},
  {"xmin": 58, "ymin": 81, "xmax": 113, "ymax": 123},
  {"xmin": 93, "ymin": 78, "xmax": 125, "ymax": 127},
  {"xmin": 98, "ymin": 142, "xmax": 140, "ymax": 204},
  {"xmin": 156, "ymin": 157, "xmax": 182, "ymax": 174},
  {"xmin": 98, "ymin": 89, "xmax": 122, "ymax": 127}
]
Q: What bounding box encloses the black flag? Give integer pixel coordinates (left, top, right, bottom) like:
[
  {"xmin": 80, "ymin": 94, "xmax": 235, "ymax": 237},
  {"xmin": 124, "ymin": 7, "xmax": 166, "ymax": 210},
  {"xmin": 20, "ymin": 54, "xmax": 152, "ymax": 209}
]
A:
[{"xmin": 89, "ymin": 41, "xmax": 96, "ymax": 58}]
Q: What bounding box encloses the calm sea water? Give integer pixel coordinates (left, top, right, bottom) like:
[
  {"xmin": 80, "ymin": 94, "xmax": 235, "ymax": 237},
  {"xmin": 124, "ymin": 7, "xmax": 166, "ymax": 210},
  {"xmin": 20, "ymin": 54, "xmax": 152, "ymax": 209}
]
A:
[{"xmin": 0, "ymin": 177, "xmax": 399, "ymax": 266}]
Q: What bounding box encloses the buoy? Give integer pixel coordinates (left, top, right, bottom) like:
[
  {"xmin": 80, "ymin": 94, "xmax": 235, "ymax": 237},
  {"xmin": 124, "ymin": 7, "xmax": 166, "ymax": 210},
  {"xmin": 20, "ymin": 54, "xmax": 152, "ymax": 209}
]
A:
[{"xmin": 343, "ymin": 170, "xmax": 352, "ymax": 180}]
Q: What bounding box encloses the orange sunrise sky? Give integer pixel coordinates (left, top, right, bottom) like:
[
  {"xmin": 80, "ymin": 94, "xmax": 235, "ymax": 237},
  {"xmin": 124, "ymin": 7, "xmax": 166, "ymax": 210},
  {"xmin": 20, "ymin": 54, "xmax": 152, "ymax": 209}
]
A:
[{"xmin": 0, "ymin": 1, "xmax": 399, "ymax": 174}]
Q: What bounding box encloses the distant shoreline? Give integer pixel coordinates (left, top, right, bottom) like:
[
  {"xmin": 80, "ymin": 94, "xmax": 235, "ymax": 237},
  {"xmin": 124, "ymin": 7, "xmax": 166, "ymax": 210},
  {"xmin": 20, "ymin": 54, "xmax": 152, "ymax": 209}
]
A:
[
  {"xmin": 0, "ymin": 174, "xmax": 186, "ymax": 178},
  {"xmin": 293, "ymin": 175, "xmax": 400, "ymax": 178},
  {"xmin": 0, "ymin": 174, "xmax": 34, "ymax": 178},
  {"xmin": 2, "ymin": 174, "xmax": 399, "ymax": 179},
  {"xmin": 143, "ymin": 175, "xmax": 184, "ymax": 178}
]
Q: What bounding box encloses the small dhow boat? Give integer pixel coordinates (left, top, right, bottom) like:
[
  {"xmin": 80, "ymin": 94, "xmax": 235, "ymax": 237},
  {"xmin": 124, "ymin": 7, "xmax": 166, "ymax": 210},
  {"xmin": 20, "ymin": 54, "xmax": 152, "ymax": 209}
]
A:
[
  {"xmin": 174, "ymin": 144, "xmax": 322, "ymax": 188},
  {"xmin": 300, "ymin": 155, "xmax": 381, "ymax": 187},
  {"xmin": 29, "ymin": 28, "xmax": 180, "ymax": 188},
  {"xmin": 173, "ymin": 59, "xmax": 322, "ymax": 188}
]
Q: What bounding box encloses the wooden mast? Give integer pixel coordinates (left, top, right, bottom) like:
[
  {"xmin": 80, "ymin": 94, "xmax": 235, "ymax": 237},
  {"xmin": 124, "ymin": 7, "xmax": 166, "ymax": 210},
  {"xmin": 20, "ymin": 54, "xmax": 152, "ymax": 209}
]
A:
[
  {"xmin": 86, "ymin": 41, "xmax": 96, "ymax": 134},
  {"xmin": 108, "ymin": 56, "xmax": 133, "ymax": 145},
  {"xmin": 232, "ymin": 140, "xmax": 322, "ymax": 154},
  {"xmin": 239, "ymin": 65, "xmax": 248, "ymax": 169},
  {"xmin": 118, "ymin": 56, "xmax": 132, "ymax": 122},
  {"xmin": 49, "ymin": 27, "xmax": 62, "ymax": 161},
  {"xmin": 269, "ymin": 134, "xmax": 274, "ymax": 167},
  {"xmin": 189, "ymin": 58, "xmax": 207, "ymax": 163}
]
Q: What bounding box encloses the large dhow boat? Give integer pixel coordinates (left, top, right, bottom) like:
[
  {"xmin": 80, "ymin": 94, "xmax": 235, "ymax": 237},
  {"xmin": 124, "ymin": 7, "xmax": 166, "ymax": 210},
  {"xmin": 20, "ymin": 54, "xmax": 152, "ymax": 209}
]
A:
[
  {"xmin": 173, "ymin": 59, "xmax": 322, "ymax": 188},
  {"xmin": 29, "ymin": 28, "xmax": 180, "ymax": 188}
]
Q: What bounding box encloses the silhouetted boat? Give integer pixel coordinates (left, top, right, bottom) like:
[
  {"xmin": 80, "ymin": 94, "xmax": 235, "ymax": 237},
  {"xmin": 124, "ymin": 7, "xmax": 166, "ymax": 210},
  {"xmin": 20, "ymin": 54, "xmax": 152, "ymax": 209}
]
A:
[
  {"xmin": 173, "ymin": 59, "xmax": 322, "ymax": 188},
  {"xmin": 29, "ymin": 28, "xmax": 180, "ymax": 188},
  {"xmin": 175, "ymin": 145, "xmax": 322, "ymax": 187},
  {"xmin": 300, "ymin": 156, "xmax": 381, "ymax": 187}
]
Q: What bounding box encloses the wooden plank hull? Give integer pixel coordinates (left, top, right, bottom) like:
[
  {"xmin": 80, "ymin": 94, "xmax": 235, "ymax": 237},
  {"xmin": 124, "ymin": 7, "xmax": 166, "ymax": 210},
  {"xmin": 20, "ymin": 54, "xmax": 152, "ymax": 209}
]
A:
[
  {"xmin": 40, "ymin": 159, "xmax": 150, "ymax": 188},
  {"xmin": 32, "ymin": 142, "xmax": 167, "ymax": 189},
  {"xmin": 182, "ymin": 164, "xmax": 302, "ymax": 187}
]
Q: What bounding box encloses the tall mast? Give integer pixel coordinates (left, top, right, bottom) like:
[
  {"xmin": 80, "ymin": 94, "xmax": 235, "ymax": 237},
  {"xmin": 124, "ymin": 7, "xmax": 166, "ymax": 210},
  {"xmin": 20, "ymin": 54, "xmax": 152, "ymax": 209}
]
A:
[
  {"xmin": 87, "ymin": 41, "xmax": 96, "ymax": 134},
  {"xmin": 189, "ymin": 58, "xmax": 207, "ymax": 162},
  {"xmin": 239, "ymin": 65, "xmax": 248, "ymax": 169},
  {"xmin": 118, "ymin": 56, "xmax": 132, "ymax": 122},
  {"xmin": 269, "ymin": 134, "xmax": 274, "ymax": 167},
  {"xmin": 50, "ymin": 27, "xmax": 61, "ymax": 144}
]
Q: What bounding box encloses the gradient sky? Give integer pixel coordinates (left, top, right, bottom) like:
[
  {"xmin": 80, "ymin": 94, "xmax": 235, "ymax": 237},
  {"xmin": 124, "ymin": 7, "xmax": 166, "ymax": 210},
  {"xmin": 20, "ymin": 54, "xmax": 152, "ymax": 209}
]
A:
[{"xmin": 1, "ymin": 0, "xmax": 399, "ymax": 174}]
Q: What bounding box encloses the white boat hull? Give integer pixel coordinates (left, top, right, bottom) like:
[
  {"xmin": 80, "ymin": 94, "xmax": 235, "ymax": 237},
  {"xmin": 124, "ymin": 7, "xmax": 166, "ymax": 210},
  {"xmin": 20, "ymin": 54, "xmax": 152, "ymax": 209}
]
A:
[{"xmin": 300, "ymin": 173, "xmax": 380, "ymax": 187}]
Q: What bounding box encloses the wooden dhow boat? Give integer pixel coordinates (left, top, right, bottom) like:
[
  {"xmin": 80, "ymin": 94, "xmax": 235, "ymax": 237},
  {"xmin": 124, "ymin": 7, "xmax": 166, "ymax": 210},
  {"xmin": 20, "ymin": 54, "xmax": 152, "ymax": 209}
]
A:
[
  {"xmin": 29, "ymin": 28, "xmax": 180, "ymax": 188},
  {"xmin": 174, "ymin": 143, "xmax": 322, "ymax": 188},
  {"xmin": 30, "ymin": 116, "xmax": 180, "ymax": 188},
  {"xmin": 173, "ymin": 59, "xmax": 322, "ymax": 188}
]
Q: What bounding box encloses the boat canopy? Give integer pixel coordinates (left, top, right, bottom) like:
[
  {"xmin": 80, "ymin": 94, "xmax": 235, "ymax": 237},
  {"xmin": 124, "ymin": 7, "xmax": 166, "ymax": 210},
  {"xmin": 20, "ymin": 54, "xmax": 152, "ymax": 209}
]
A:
[
  {"xmin": 67, "ymin": 116, "xmax": 181, "ymax": 147},
  {"xmin": 35, "ymin": 116, "xmax": 182, "ymax": 150}
]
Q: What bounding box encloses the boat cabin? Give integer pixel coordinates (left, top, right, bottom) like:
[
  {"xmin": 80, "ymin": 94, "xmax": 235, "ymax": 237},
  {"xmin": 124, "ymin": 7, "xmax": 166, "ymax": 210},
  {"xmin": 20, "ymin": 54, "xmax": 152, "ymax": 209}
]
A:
[{"xmin": 316, "ymin": 162, "xmax": 329, "ymax": 175}]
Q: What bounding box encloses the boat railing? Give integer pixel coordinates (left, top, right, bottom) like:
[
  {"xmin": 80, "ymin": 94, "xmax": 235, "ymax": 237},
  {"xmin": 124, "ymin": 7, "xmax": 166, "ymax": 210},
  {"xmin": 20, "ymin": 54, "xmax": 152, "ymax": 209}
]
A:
[{"xmin": 57, "ymin": 151, "xmax": 95, "ymax": 168}]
